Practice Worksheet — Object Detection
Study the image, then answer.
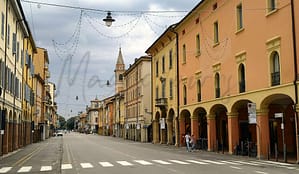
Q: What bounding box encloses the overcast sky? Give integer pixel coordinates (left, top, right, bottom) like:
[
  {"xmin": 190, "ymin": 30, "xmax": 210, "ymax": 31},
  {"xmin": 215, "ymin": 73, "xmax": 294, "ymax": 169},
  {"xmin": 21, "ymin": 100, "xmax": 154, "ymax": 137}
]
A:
[{"xmin": 20, "ymin": 0, "xmax": 200, "ymax": 119}]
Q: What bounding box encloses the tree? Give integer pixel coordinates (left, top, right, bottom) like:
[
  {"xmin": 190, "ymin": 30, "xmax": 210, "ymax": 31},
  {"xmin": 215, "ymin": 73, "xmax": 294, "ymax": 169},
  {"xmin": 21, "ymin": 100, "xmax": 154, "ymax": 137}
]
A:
[
  {"xmin": 66, "ymin": 116, "xmax": 78, "ymax": 130},
  {"xmin": 58, "ymin": 115, "xmax": 66, "ymax": 129}
]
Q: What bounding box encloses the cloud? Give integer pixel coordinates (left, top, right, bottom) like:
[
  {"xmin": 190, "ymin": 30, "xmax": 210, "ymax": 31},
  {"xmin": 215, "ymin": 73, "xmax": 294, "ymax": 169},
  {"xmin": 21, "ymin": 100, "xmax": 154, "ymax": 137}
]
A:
[{"xmin": 21, "ymin": 0, "xmax": 200, "ymax": 118}]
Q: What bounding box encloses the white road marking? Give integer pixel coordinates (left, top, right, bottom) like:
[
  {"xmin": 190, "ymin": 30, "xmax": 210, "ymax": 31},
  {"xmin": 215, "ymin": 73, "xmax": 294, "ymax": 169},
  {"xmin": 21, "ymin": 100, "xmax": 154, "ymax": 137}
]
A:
[
  {"xmin": 263, "ymin": 160, "xmax": 293, "ymax": 166},
  {"xmin": 61, "ymin": 164, "xmax": 72, "ymax": 170},
  {"xmin": 186, "ymin": 160, "xmax": 209, "ymax": 165},
  {"xmin": 80, "ymin": 163, "xmax": 93, "ymax": 168},
  {"xmin": 40, "ymin": 166, "xmax": 52, "ymax": 171},
  {"xmin": 200, "ymin": 160, "xmax": 225, "ymax": 165},
  {"xmin": 0, "ymin": 167, "xmax": 12, "ymax": 173},
  {"xmin": 99, "ymin": 162, "xmax": 114, "ymax": 167},
  {"xmin": 233, "ymin": 161, "xmax": 259, "ymax": 166},
  {"xmin": 220, "ymin": 161, "xmax": 242, "ymax": 165},
  {"xmin": 152, "ymin": 160, "xmax": 172, "ymax": 165},
  {"xmin": 17, "ymin": 166, "xmax": 32, "ymax": 173},
  {"xmin": 169, "ymin": 160, "xmax": 190, "ymax": 164},
  {"xmin": 230, "ymin": 166, "xmax": 242, "ymax": 170},
  {"xmin": 134, "ymin": 160, "xmax": 153, "ymax": 165},
  {"xmin": 255, "ymin": 171, "xmax": 268, "ymax": 174},
  {"xmin": 117, "ymin": 161, "xmax": 133, "ymax": 166}
]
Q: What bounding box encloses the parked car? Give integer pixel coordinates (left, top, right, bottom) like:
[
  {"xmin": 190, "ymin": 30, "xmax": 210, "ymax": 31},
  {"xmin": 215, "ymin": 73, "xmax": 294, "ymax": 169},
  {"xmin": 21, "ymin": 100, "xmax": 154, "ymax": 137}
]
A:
[{"xmin": 54, "ymin": 130, "xmax": 63, "ymax": 136}]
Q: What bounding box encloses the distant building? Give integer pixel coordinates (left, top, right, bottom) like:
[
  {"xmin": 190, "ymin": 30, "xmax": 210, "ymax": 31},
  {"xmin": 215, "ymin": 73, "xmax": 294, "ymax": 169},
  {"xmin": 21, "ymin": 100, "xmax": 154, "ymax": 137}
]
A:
[{"xmin": 123, "ymin": 56, "xmax": 152, "ymax": 142}]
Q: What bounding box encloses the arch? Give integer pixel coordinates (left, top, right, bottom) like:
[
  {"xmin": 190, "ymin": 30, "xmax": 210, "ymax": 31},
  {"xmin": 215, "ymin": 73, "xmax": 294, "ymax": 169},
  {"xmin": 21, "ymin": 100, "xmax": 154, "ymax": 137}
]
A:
[
  {"xmin": 167, "ymin": 108, "xmax": 175, "ymax": 145},
  {"xmin": 179, "ymin": 109, "xmax": 191, "ymax": 145},
  {"xmin": 231, "ymin": 99, "xmax": 257, "ymax": 156},
  {"xmin": 193, "ymin": 107, "xmax": 208, "ymax": 149},
  {"xmin": 210, "ymin": 104, "xmax": 228, "ymax": 151},
  {"xmin": 153, "ymin": 111, "xmax": 161, "ymax": 144},
  {"xmin": 260, "ymin": 94, "xmax": 296, "ymax": 160}
]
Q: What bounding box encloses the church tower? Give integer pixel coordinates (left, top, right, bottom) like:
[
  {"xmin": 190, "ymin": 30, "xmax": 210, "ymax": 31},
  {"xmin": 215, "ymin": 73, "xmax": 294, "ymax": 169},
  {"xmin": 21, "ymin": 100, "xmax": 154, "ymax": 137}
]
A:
[{"xmin": 115, "ymin": 48, "xmax": 125, "ymax": 93}]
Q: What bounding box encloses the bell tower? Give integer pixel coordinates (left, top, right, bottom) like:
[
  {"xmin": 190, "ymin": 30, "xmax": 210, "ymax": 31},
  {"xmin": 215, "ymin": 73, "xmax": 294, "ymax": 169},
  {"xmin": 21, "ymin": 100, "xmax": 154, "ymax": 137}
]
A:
[{"xmin": 115, "ymin": 48, "xmax": 125, "ymax": 93}]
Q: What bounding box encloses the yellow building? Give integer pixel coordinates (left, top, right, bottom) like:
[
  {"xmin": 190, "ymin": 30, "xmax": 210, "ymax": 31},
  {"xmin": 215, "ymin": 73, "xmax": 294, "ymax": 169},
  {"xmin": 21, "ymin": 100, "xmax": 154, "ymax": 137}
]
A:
[
  {"xmin": 33, "ymin": 47, "xmax": 50, "ymax": 141},
  {"xmin": 146, "ymin": 24, "xmax": 179, "ymax": 145},
  {"xmin": 0, "ymin": 0, "xmax": 35, "ymax": 155},
  {"xmin": 22, "ymin": 26, "xmax": 37, "ymax": 147},
  {"xmin": 123, "ymin": 56, "xmax": 152, "ymax": 142}
]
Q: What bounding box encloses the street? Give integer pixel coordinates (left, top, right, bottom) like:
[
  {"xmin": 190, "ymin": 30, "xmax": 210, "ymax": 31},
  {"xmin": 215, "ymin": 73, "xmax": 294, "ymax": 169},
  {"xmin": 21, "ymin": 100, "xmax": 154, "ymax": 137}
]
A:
[{"xmin": 0, "ymin": 132, "xmax": 298, "ymax": 174}]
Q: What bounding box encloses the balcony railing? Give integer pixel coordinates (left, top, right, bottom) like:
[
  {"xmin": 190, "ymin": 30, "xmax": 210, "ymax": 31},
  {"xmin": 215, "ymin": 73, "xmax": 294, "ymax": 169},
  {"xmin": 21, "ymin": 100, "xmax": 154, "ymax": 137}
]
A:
[
  {"xmin": 155, "ymin": 98, "xmax": 168, "ymax": 108},
  {"xmin": 271, "ymin": 72, "xmax": 280, "ymax": 86}
]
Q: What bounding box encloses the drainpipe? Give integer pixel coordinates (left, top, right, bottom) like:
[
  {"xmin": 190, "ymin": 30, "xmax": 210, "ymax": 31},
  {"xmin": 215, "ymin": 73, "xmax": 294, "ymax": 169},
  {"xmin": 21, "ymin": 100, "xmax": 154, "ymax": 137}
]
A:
[
  {"xmin": 170, "ymin": 27, "xmax": 180, "ymax": 147},
  {"xmin": 290, "ymin": 0, "xmax": 299, "ymax": 164}
]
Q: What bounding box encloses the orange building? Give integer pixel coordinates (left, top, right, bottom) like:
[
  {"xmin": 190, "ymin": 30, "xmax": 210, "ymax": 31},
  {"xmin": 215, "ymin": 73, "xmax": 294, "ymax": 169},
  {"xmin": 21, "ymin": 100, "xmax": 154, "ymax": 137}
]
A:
[{"xmin": 175, "ymin": 0, "xmax": 299, "ymax": 162}]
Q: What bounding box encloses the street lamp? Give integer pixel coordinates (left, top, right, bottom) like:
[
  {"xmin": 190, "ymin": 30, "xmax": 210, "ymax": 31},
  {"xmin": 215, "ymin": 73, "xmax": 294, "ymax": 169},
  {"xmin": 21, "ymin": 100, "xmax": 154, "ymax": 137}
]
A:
[{"xmin": 103, "ymin": 11, "xmax": 115, "ymax": 27}]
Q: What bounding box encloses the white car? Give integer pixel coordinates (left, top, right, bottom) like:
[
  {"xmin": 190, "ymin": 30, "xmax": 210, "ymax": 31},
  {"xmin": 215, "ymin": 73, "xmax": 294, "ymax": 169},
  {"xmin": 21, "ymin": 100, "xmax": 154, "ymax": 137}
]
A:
[{"xmin": 56, "ymin": 131, "xmax": 63, "ymax": 136}]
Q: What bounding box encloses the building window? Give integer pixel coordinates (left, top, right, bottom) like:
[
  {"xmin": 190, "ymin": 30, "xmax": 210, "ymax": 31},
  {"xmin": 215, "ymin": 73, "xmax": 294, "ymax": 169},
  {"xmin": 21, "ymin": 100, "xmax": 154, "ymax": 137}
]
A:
[
  {"xmin": 197, "ymin": 79, "xmax": 201, "ymax": 102},
  {"xmin": 162, "ymin": 80, "xmax": 166, "ymax": 98},
  {"xmin": 169, "ymin": 49, "xmax": 173, "ymax": 69},
  {"xmin": 215, "ymin": 73, "xmax": 220, "ymax": 98},
  {"xmin": 213, "ymin": 3, "xmax": 218, "ymax": 10},
  {"xmin": 214, "ymin": 21, "xmax": 219, "ymax": 44},
  {"xmin": 162, "ymin": 56, "xmax": 165, "ymax": 73},
  {"xmin": 155, "ymin": 87, "xmax": 159, "ymax": 99},
  {"xmin": 236, "ymin": 4, "xmax": 243, "ymax": 30},
  {"xmin": 271, "ymin": 51, "xmax": 280, "ymax": 86},
  {"xmin": 182, "ymin": 44, "xmax": 186, "ymax": 64},
  {"xmin": 196, "ymin": 34, "xmax": 201, "ymax": 55},
  {"xmin": 169, "ymin": 80, "xmax": 173, "ymax": 100},
  {"xmin": 239, "ymin": 63, "xmax": 246, "ymax": 93},
  {"xmin": 7, "ymin": 24, "xmax": 10, "ymax": 48},
  {"xmin": 155, "ymin": 61, "xmax": 159, "ymax": 77},
  {"xmin": 268, "ymin": 0, "xmax": 276, "ymax": 12},
  {"xmin": 183, "ymin": 85, "xmax": 187, "ymax": 105},
  {"xmin": 119, "ymin": 74, "xmax": 123, "ymax": 81},
  {"xmin": 1, "ymin": 13, "xmax": 4, "ymax": 39}
]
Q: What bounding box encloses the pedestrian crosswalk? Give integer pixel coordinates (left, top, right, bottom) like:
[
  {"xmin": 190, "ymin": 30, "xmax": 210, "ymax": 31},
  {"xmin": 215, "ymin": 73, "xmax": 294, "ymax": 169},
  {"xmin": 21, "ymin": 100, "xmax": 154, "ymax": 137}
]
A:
[{"xmin": 0, "ymin": 159, "xmax": 298, "ymax": 173}]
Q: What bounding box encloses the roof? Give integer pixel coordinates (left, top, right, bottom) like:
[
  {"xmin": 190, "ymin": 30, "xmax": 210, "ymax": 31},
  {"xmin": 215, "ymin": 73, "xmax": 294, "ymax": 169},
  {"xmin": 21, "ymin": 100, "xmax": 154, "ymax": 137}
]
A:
[{"xmin": 116, "ymin": 47, "xmax": 124, "ymax": 65}]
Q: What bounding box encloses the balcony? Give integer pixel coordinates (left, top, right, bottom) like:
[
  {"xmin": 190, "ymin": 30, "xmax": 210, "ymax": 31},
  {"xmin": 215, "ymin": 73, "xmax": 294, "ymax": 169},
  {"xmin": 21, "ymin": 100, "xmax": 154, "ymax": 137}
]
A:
[{"xmin": 155, "ymin": 98, "xmax": 167, "ymax": 110}]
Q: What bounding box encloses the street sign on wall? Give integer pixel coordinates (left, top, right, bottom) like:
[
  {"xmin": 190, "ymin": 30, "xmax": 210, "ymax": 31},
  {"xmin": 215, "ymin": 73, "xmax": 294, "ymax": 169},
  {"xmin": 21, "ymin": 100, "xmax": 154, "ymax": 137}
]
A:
[
  {"xmin": 160, "ymin": 118, "xmax": 165, "ymax": 129},
  {"xmin": 248, "ymin": 103, "xmax": 257, "ymax": 124}
]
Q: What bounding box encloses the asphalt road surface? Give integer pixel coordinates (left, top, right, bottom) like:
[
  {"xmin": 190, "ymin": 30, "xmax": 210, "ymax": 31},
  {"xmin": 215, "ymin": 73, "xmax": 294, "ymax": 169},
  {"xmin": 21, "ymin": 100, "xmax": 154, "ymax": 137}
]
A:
[{"xmin": 0, "ymin": 132, "xmax": 298, "ymax": 174}]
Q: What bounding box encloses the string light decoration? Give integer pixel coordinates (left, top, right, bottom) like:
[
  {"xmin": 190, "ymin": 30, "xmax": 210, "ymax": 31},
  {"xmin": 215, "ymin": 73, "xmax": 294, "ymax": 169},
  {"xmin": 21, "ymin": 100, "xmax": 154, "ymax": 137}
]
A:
[{"xmin": 20, "ymin": 0, "xmax": 187, "ymax": 60}]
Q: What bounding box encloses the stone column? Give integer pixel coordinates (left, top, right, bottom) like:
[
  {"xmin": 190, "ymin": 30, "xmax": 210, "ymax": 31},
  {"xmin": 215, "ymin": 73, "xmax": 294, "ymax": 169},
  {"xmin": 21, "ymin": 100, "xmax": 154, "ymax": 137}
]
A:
[
  {"xmin": 8, "ymin": 121, "xmax": 13, "ymax": 152},
  {"xmin": 174, "ymin": 117, "xmax": 180, "ymax": 147},
  {"xmin": 179, "ymin": 117, "xmax": 185, "ymax": 146},
  {"xmin": 227, "ymin": 112, "xmax": 239, "ymax": 154},
  {"xmin": 256, "ymin": 109, "xmax": 269, "ymax": 159},
  {"xmin": 153, "ymin": 120, "xmax": 159, "ymax": 144},
  {"xmin": 191, "ymin": 116, "xmax": 199, "ymax": 141},
  {"xmin": 167, "ymin": 119, "xmax": 173, "ymax": 145},
  {"xmin": 3, "ymin": 121, "xmax": 9, "ymax": 154},
  {"xmin": 13, "ymin": 120, "xmax": 18, "ymax": 150},
  {"xmin": 207, "ymin": 114, "xmax": 216, "ymax": 152}
]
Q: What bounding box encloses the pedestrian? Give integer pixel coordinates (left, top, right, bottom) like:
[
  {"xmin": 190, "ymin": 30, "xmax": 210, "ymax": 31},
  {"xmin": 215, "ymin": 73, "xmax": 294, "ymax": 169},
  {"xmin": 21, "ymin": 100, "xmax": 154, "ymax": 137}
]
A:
[
  {"xmin": 185, "ymin": 133, "xmax": 191, "ymax": 152},
  {"xmin": 190, "ymin": 134, "xmax": 196, "ymax": 151}
]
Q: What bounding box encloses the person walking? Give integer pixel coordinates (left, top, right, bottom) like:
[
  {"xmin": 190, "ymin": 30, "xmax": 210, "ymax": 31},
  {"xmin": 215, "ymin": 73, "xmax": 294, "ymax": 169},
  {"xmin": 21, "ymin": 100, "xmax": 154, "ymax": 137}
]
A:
[{"xmin": 185, "ymin": 133, "xmax": 191, "ymax": 152}]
